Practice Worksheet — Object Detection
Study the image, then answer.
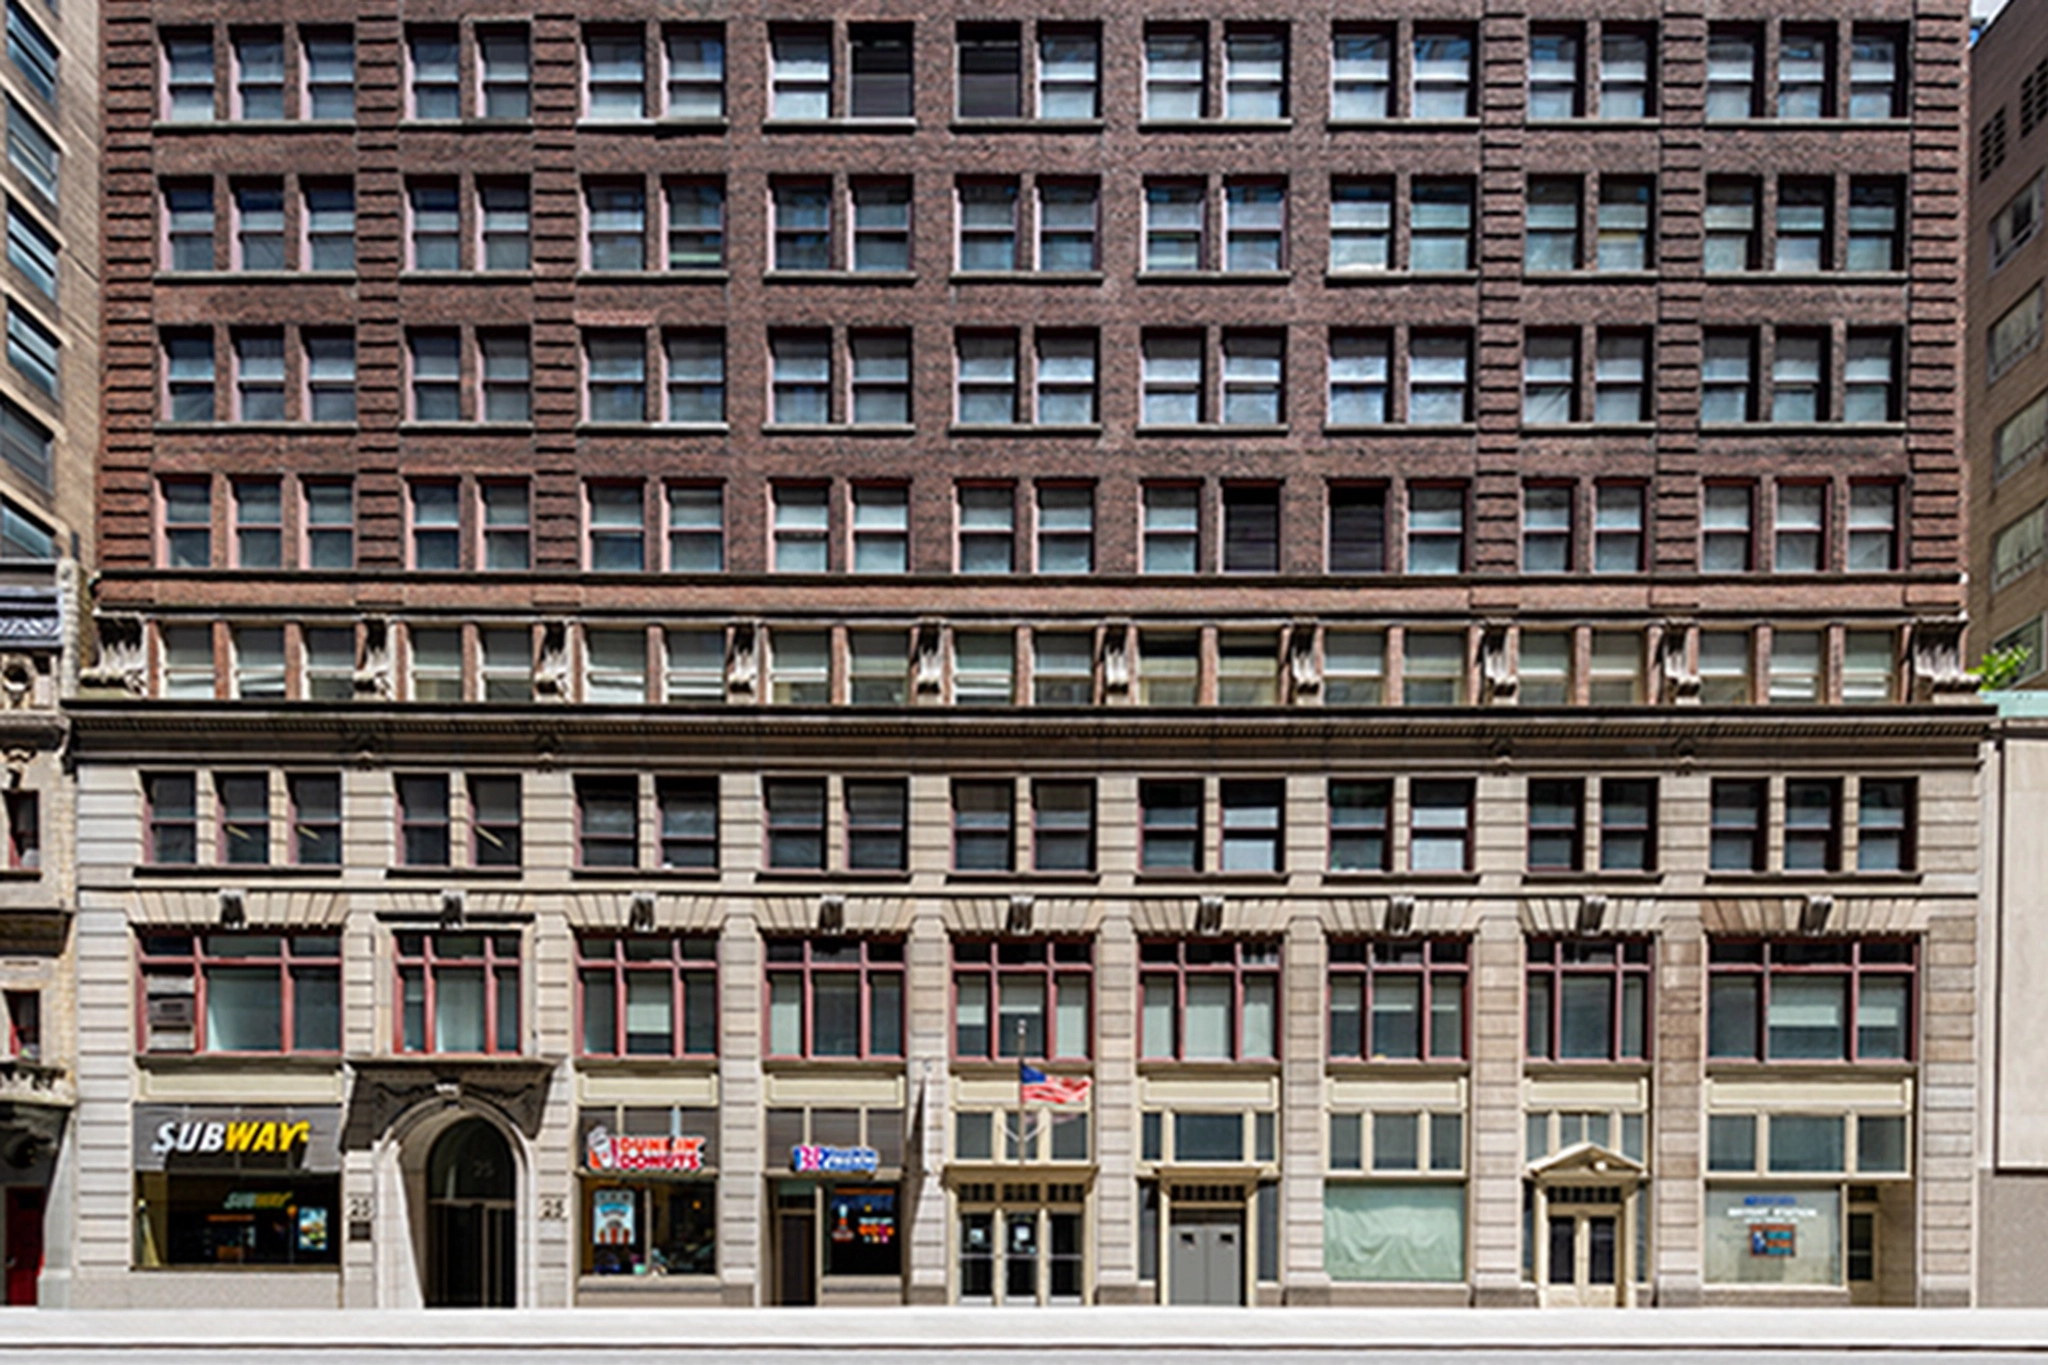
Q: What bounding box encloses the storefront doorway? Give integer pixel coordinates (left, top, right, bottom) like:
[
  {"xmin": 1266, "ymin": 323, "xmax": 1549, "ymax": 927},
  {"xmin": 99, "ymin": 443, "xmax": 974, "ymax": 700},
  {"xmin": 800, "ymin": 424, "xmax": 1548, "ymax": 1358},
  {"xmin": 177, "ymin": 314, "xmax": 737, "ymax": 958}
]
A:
[
  {"xmin": 426, "ymin": 1118, "xmax": 515, "ymax": 1307},
  {"xmin": 1168, "ymin": 1208, "xmax": 1244, "ymax": 1305},
  {"xmin": 775, "ymin": 1205, "xmax": 815, "ymax": 1306},
  {"xmin": 4, "ymin": 1188, "xmax": 42, "ymax": 1305},
  {"xmin": 1528, "ymin": 1145, "xmax": 1644, "ymax": 1307}
]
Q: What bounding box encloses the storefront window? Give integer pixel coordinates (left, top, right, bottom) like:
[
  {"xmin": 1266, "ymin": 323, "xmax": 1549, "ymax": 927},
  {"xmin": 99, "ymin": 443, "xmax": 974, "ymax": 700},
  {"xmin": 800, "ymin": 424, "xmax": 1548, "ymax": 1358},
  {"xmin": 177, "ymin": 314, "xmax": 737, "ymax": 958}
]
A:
[
  {"xmin": 584, "ymin": 1180, "xmax": 716, "ymax": 1277},
  {"xmin": 138, "ymin": 932, "xmax": 341, "ymax": 1054},
  {"xmin": 956, "ymin": 1180, "xmax": 1087, "ymax": 1304},
  {"xmin": 1703, "ymin": 1186, "xmax": 1841, "ymax": 1285},
  {"xmin": 136, "ymin": 1172, "xmax": 341, "ymax": 1267},
  {"xmin": 823, "ymin": 1184, "xmax": 900, "ymax": 1276},
  {"xmin": 1323, "ymin": 1182, "xmax": 1466, "ymax": 1282},
  {"xmin": 396, "ymin": 931, "xmax": 522, "ymax": 1054},
  {"xmin": 132, "ymin": 1104, "xmax": 343, "ymax": 1270}
]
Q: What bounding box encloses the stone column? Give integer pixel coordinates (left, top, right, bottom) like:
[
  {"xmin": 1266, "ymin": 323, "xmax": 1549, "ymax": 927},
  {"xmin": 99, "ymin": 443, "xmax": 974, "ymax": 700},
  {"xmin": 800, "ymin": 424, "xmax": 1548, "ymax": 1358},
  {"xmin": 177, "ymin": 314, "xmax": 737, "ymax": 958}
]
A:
[
  {"xmin": 904, "ymin": 906, "xmax": 949, "ymax": 1304},
  {"xmin": 718, "ymin": 908, "xmax": 762, "ymax": 1305},
  {"xmin": 1092, "ymin": 904, "xmax": 1139, "ymax": 1303},
  {"xmin": 1652, "ymin": 910, "xmax": 1705, "ymax": 1305},
  {"xmin": 1282, "ymin": 906, "xmax": 1330, "ymax": 1302},
  {"xmin": 1468, "ymin": 907, "xmax": 1525, "ymax": 1305},
  {"xmin": 1918, "ymin": 908, "xmax": 1978, "ymax": 1306}
]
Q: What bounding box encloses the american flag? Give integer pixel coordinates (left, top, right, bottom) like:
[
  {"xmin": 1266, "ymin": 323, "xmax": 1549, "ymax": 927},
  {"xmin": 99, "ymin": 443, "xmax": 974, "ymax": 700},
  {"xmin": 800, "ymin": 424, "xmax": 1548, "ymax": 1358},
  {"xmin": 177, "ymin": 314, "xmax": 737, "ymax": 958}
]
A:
[{"xmin": 1019, "ymin": 1062, "xmax": 1091, "ymax": 1105}]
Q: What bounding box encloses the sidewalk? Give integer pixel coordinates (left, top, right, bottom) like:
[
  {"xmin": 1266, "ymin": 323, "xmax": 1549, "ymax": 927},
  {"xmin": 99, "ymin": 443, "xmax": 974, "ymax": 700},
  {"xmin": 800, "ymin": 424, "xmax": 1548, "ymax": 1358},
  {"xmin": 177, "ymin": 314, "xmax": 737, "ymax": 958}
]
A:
[{"xmin": 2, "ymin": 1307, "xmax": 2048, "ymax": 1352}]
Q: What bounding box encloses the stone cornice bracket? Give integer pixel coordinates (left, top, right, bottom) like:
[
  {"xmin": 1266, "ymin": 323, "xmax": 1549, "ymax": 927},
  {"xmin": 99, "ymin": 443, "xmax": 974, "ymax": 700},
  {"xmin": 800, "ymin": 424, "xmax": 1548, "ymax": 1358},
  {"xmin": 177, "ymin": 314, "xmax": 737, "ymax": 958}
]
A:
[
  {"xmin": 218, "ymin": 888, "xmax": 246, "ymax": 928},
  {"xmin": 535, "ymin": 621, "xmax": 570, "ymax": 701},
  {"xmin": 818, "ymin": 893, "xmax": 846, "ymax": 935},
  {"xmin": 1287, "ymin": 620, "xmax": 1321, "ymax": 698},
  {"xmin": 0, "ymin": 654, "xmax": 36, "ymax": 710},
  {"xmin": 1101, "ymin": 621, "xmax": 1131, "ymax": 697},
  {"xmin": 1195, "ymin": 895, "xmax": 1224, "ymax": 936},
  {"xmin": 1383, "ymin": 894, "xmax": 1416, "ymax": 937},
  {"xmin": 79, "ymin": 613, "xmax": 145, "ymax": 697},
  {"xmin": 439, "ymin": 888, "xmax": 466, "ymax": 927},
  {"xmin": 914, "ymin": 621, "xmax": 945, "ymax": 698},
  {"xmin": 1910, "ymin": 617, "xmax": 1977, "ymax": 704},
  {"xmin": 727, "ymin": 622, "xmax": 760, "ymax": 701},
  {"xmin": 1480, "ymin": 621, "xmax": 1515, "ymax": 705},
  {"xmin": 1660, "ymin": 619, "xmax": 1700, "ymax": 705},
  {"xmin": 1006, "ymin": 894, "xmax": 1034, "ymax": 936},
  {"xmin": 354, "ymin": 618, "xmax": 393, "ymax": 701},
  {"xmin": 1801, "ymin": 894, "xmax": 1834, "ymax": 935},
  {"xmin": 629, "ymin": 891, "xmax": 657, "ymax": 933},
  {"xmin": 1577, "ymin": 894, "xmax": 1608, "ymax": 935}
]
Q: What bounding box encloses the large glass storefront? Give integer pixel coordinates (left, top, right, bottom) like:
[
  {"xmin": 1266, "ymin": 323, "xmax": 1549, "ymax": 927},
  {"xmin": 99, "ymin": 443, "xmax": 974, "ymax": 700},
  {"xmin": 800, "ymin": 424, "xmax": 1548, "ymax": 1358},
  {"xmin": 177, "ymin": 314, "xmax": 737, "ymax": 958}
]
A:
[{"xmin": 131, "ymin": 1105, "xmax": 342, "ymax": 1270}]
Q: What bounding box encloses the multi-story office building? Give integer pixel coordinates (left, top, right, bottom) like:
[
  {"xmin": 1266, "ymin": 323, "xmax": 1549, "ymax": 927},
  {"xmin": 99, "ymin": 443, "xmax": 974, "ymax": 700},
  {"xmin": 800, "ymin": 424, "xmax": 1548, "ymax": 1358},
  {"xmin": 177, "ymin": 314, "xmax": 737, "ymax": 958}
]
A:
[
  {"xmin": 62, "ymin": 0, "xmax": 1979, "ymax": 1310},
  {"xmin": 0, "ymin": 0, "xmax": 97, "ymax": 1309},
  {"xmin": 1971, "ymin": 0, "xmax": 2048, "ymax": 683}
]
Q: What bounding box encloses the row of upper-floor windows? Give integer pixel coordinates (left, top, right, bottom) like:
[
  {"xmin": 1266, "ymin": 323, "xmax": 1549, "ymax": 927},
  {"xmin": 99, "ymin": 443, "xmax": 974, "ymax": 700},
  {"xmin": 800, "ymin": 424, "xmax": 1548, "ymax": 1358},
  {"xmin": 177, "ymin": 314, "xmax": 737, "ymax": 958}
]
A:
[
  {"xmin": 139, "ymin": 769, "xmax": 1919, "ymax": 880},
  {"xmin": 151, "ymin": 475, "xmax": 1907, "ymax": 579},
  {"xmin": 155, "ymin": 171, "xmax": 1911, "ymax": 279},
  {"xmin": 133, "ymin": 926, "xmax": 1919, "ymax": 1065},
  {"xmin": 154, "ymin": 322, "xmax": 1912, "ymax": 430},
  {"xmin": 156, "ymin": 20, "xmax": 1911, "ymax": 129},
  {"xmin": 145, "ymin": 618, "xmax": 1911, "ymax": 712},
  {"xmin": 3, "ymin": 4, "xmax": 55, "ymax": 109}
]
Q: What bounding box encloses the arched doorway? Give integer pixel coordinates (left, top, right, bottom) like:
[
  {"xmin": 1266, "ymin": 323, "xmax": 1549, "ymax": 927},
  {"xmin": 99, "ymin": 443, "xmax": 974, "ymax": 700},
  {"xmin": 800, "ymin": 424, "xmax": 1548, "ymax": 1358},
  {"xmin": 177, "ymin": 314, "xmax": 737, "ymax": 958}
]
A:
[{"xmin": 426, "ymin": 1118, "xmax": 516, "ymax": 1307}]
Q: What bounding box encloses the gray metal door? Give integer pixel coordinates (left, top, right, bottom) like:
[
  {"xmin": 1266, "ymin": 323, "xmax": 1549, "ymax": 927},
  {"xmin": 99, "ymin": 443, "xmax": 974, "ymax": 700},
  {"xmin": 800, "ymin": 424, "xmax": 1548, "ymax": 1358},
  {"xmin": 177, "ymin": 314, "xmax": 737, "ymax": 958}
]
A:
[{"xmin": 1169, "ymin": 1211, "xmax": 1243, "ymax": 1305}]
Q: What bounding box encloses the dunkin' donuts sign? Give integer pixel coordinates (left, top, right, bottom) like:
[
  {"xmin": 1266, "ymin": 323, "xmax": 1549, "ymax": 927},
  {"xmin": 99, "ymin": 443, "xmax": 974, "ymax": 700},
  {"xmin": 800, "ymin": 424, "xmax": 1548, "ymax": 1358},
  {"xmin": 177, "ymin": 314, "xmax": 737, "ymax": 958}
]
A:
[{"xmin": 585, "ymin": 1125, "xmax": 707, "ymax": 1173}]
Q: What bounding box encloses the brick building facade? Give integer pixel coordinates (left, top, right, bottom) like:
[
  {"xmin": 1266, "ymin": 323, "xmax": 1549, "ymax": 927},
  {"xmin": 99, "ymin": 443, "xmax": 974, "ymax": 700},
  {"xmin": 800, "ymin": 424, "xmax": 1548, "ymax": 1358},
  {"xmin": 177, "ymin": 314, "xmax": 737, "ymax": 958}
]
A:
[{"xmin": 58, "ymin": 0, "xmax": 1983, "ymax": 1309}]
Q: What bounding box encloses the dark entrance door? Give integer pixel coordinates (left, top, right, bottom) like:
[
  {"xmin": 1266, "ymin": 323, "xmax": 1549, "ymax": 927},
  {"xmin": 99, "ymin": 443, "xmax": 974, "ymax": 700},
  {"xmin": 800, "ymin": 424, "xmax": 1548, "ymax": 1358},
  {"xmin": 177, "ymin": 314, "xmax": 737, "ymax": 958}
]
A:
[
  {"xmin": 426, "ymin": 1118, "xmax": 515, "ymax": 1307},
  {"xmin": 4, "ymin": 1188, "xmax": 43, "ymax": 1305},
  {"xmin": 777, "ymin": 1211, "xmax": 816, "ymax": 1305}
]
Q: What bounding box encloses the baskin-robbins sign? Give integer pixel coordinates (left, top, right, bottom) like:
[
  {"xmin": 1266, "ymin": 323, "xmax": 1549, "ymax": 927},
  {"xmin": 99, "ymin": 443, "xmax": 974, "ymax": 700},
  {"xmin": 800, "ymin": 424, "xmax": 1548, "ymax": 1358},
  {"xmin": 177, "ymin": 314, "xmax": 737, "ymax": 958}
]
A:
[
  {"xmin": 585, "ymin": 1125, "xmax": 707, "ymax": 1173},
  {"xmin": 133, "ymin": 1105, "xmax": 343, "ymax": 1172},
  {"xmin": 791, "ymin": 1144, "xmax": 880, "ymax": 1174}
]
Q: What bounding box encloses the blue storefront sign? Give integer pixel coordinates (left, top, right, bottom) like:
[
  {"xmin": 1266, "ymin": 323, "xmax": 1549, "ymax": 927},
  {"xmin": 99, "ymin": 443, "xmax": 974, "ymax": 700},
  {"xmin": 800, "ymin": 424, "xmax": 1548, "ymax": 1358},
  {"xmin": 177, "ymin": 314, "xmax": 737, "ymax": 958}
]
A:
[{"xmin": 791, "ymin": 1144, "xmax": 880, "ymax": 1174}]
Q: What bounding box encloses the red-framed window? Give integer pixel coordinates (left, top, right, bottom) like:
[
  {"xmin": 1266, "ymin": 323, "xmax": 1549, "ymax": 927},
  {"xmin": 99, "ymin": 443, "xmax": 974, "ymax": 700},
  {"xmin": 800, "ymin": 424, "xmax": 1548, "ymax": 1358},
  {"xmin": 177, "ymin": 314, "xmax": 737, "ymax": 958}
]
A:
[
  {"xmin": 1138, "ymin": 938, "xmax": 1280, "ymax": 1061},
  {"xmin": 764, "ymin": 937, "xmax": 904, "ymax": 1058},
  {"xmin": 139, "ymin": 931, "xmax": 342, "ymax": 1054},
  {"xmin": 764, "ymin": 776, "xmax": 826, "ymax": 870},
  {"xmin": 396, "ymin": 773, "xmax": 451, "ymax": 866},
  {"xmin": 1707, "ymin": 938, "xmax": 1914, "ymax": 1063},
  {"xmin": 217, "ymin": 772, "xmax": 270, "ymax": 866},
  {"xmin": 145, "ymin": 771, "xmax": 199, "ymax": 866},
  {"xmin": 288, "ymin": 773, "xmax": 342, "ymax": 866},
  {"xmin": 576, "ymin": 934, "xmax": 718, "ymax": 1057},
  {"xmin": 396, "ymin": 930, "xmax": 522, "ymax": 1054},
  {"xmin": 1525, "ymin": 937, "xmax": 1651, "ymax": 1061},
  {"xmin": 577, "ymin": 773, "xmax": 639, "ymax": 868},
  {"xmin": 1328, "ymin": 938, "xmax": 1468, "ymax": 1061},
  {"xmin": 953, "ymin": 939, "xmax": 1093, "ymax": 1060}
]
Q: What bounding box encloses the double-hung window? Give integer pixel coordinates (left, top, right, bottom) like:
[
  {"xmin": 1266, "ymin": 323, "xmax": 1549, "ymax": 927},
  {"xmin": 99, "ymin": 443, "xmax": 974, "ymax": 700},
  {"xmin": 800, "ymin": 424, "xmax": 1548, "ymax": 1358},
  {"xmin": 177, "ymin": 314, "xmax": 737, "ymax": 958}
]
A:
[
  {"xmin": 1525, "ymin": 939, "xmax": 1651, "ymax": 1060},
  {"xmin": 1707, "ymin": 939, "xmax": 1914, "ymax": 1062},
  {"xmin": 578, "ymin": 935, "xmax": 717, "ymax": 1056},
  {"xmin": 765, "ymin": 938, "xmax": 905, "ymax": 1057},
  {"xmin": 397, "ymin": 932, "xmax": 522, "ymax": 1054},
  {"xmin": 1328, "ymin": 939, "xmax": 1467, "ymax": 1060},
  {"xmin": 139, "ymin": 933, "xmax": 342, "ymax": 1054},
  {"xmin": 954, "ymin": 940, "xmax": 1092, "ymax": 1059},
  {"xmin": 1139, "ymin": 939, "xmax": 1280, "ymax": 1060}
]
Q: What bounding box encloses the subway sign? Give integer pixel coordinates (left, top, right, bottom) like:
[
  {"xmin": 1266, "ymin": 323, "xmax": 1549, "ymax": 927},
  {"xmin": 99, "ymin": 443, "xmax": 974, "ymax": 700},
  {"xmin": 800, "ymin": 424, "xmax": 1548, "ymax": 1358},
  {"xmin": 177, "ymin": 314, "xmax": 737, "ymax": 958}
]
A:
[{"xmin": 133, "ymin": 1105, "xmax": 341, "ymax": 1172}]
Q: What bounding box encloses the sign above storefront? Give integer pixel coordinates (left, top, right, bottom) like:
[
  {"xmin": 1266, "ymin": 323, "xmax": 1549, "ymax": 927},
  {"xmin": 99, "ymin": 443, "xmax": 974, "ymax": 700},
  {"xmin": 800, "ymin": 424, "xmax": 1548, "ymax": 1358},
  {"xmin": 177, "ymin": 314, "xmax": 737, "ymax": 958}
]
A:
[
  {"xmin": 585, "ymin": 1126, "xmax": 707, "ymax": 1173},
  {"xmin": 133, "ymin": 1105, "xmax": 342, "ymax": 1172},
  {"xmin": 792, "ymin": 1144, "xmax": 880, "ymax": 1174}
]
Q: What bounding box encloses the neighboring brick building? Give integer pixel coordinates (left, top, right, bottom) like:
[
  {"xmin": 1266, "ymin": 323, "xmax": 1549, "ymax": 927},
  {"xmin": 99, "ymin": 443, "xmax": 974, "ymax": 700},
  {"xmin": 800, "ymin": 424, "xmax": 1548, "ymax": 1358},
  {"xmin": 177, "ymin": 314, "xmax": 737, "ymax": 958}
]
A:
[{"xmin": 63, "ymin": 0, "xmax": 1982, "ymax": 1309}]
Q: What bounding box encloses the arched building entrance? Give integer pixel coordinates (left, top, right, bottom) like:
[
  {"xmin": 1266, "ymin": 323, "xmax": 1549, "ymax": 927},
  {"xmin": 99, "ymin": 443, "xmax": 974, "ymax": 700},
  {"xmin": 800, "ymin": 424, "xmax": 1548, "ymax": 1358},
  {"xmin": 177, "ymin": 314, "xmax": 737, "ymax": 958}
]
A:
[{"xmin": 425, "ymin": 1118, "xmax": 516, "ymax": 1307}]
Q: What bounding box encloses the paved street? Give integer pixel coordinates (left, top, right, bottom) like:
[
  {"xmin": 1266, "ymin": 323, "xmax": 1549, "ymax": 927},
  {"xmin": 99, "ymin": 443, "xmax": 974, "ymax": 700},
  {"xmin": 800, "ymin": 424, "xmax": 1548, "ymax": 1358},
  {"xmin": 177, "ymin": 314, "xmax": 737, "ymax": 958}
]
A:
[{"xmin": 4, "ymin": 1309, "xmax": 2048, "ymax": 1363}]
